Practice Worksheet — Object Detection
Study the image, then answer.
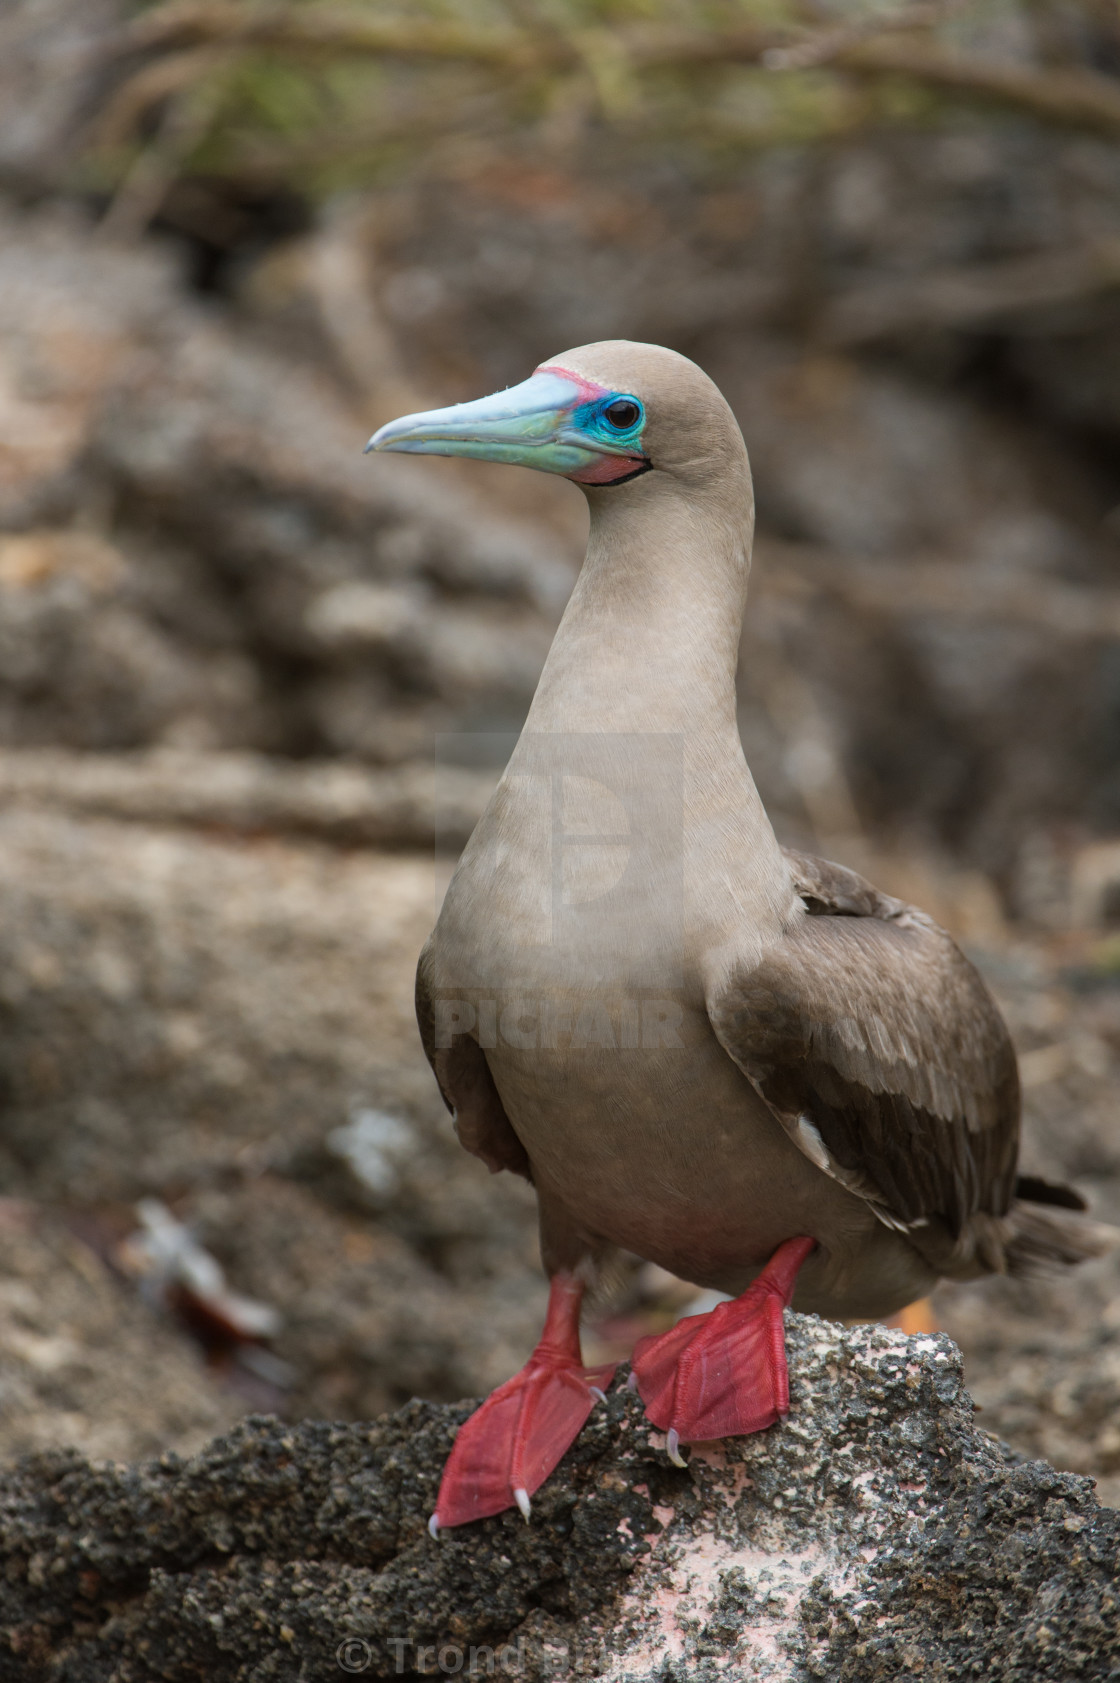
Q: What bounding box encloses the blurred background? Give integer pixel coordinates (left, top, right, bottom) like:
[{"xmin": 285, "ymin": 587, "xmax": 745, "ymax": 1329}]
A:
[{"xmin": 3, "ymin": 0, "xmax": 1120, "ymax": 1502}]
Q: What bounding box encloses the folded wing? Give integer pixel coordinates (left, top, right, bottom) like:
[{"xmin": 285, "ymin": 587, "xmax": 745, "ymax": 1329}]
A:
[{"xmin": 707, "ymin": 850, "xmax": 1020, "ymax": 1248}]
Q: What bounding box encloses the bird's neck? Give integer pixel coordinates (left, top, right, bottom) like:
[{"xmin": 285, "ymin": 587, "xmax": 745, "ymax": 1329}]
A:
[
  {"xmin": 506, "ymin": 471, "xmax": 791, "ymax": 958},
  {"xmin": 492, "ymin": 470, "xmax": 792, "ymax": 961},
  {"xmin": 523, "ymin": 477, "xmax": 752, "ymax": 740}
]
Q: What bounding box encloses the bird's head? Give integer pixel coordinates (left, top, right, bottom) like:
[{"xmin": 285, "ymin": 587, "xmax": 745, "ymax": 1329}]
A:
[{"xmin": 366, "ymin": 341, "xmax": 746, "ymax": 495}]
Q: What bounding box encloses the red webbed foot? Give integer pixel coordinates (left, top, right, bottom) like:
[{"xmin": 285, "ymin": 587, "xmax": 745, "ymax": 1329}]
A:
[
  {"xmin": 431, "ymin": 1274, "xmax": 616, "ymax": 1532},
  {"xmin": 630, "ymin": 1236, "xmax": 815, "ymax": 1461}
]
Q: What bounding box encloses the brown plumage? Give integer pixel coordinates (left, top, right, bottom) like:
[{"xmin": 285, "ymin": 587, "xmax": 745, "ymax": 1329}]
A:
[
  {"xmin": 418, "ymin": 842, "xmax": 1101, "ymax": 1293},
  {"xmin": 377, "ymin": 340, "xmax": 1112, "ymax": 1529},
  {"xmin": 713, "ymin": 849, "xmax": 1022, "ymax": 1277}
]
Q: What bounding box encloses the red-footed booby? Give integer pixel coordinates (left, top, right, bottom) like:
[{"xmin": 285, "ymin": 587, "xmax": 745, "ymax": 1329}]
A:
[{"xmin": 367, "ymin": 342, "xmax": 1108, "ymax": 1533}]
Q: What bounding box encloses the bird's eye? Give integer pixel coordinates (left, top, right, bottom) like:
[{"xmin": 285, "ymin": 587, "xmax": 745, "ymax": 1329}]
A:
[{"xmin": 603, "ymin": 398, "xmax": 641, "ymax": 430}]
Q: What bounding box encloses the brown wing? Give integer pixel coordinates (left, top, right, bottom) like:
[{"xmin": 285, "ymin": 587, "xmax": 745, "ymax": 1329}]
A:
[
  {"xmin": 415, "ymin": 941, "xmax": 530, "ymax": 1180},
  {"xmin": 707, "ymin": 848, "xmax": 1020, "ymax": 1239}
]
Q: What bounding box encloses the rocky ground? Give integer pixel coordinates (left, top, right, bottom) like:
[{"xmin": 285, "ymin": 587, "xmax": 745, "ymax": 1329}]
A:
[{"xmin": 2, "ymin": 1315, "xmax": 1117, "ymax": 1681}]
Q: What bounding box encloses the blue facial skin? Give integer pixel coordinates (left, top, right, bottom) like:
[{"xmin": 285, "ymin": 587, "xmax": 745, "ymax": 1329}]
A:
[
  {"xmin": 560, "ymin": 392, "xmax": 648, "ymax": 484},
  {"xmin": 573, "ymin": 395, "xmax": 646, "ymax": 451}
]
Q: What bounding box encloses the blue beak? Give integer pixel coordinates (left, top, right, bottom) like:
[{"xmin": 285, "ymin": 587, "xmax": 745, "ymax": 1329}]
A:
[{"xmin": 365, "ymin": 371, "xmax": 636, "ymax": 480}]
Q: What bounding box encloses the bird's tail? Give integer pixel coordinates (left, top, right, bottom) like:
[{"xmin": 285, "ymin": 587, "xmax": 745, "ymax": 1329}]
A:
[{"xmin": 1003, "ymin": 1174, "xmax": 1119, "ymax": 1276}]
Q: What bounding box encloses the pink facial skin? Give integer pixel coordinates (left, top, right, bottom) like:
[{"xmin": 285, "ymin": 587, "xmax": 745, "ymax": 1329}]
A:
[
  {"xmin": 537, "ymin": 362, "xmax": 610, "ymax": 403},
  {"xmin": 568, "ymin": 453, "xmax": 647, "ymax": 485},
  {"xmin": 537, "ymin": 363, "xmax": 649, "ymax": 484}
]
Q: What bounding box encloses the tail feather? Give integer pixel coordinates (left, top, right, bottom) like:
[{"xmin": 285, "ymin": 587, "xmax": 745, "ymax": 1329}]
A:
[
  {"xmin": 1004, "ymin": 1196, "xmax": 1119, "ymax": 1277},
  {"xmin": 1013, "ymin": 1173, "xmax": 1087, "ymax": 1213},
  {"xmin": 918, "ymin": 1179, "xmax": 1117, "ymax": 1280}
]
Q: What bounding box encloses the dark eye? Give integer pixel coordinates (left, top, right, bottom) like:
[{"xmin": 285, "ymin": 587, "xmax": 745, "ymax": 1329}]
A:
[{"xmin": 603, "ymin": 398, "xmax": 641, "ymax": 430}]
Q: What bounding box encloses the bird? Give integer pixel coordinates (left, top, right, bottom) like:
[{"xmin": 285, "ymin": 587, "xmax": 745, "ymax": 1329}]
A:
[{"xmin": 366, "ymin": 341, "xmax": 1109, "ymax": 1534}]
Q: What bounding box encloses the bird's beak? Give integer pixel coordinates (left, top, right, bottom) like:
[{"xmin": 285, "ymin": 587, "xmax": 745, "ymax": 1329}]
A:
[{"xmin": 365, "ymin": 369, "xmax": 641, "ymax": 481}]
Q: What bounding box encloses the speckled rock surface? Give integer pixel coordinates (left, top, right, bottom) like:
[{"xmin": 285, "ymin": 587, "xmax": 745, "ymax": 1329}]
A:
[{"xmin": 2, "ymin": 1314, "xmax": 1117, "ymax": 1682}]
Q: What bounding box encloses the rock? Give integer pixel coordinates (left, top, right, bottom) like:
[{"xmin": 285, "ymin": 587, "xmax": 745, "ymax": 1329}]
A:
[
  {"xmin": 0, "ymin": 0, "xmax": 120, "ymax": 193},
  {"xmin": 0, "ymin": 806, "xmax": 544, "ymax": 1424},
  {"xmin": 0, "ymin": 1199, "xmax": 238, "ymax": 1467},
  {"xmin": 0, "ymin": 807, "xmax": 437, "ymax": 1202},
  {"xmin": 1, "ymin": 1315, "xmax": 1117, "ymax": 1681},
  {"xmin": 927, "ymin": 935, "xmax": 1120, "ymax": 1512},
  {"xmin": 0, "ymin": 746, "xmax": 495, "ymax": 851},
  {"xmin": 4, "ymin": 175, "xmax": 1120, "ymax": 865},
  {"xmin": 0, "ymin": 198, "xmax": 573, "ymax": 763}
]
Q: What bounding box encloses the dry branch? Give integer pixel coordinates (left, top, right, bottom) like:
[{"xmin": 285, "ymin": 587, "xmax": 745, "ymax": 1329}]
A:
[
  {"xmin": 120, "ymin": 2, "xmax": 540, "ymax": 67},
  {"xmin": 111, "ymin": 2, "xmax": 1120, "ymax": 141},
  {"xmin": 833, "ymin": 34, "xmax": 1120, "ymax": 136},
  {"xmin": 761, "ymin": 1, "xmax": 961, "ymax": 72}
]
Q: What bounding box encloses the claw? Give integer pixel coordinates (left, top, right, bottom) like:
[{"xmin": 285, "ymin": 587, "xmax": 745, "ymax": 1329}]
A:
[
  {"xmin": 431, "ymin": 1273, "xmax": 617, "ymax": 1529},
  {"xmin": 590, "ymin": 1385, "xmax": 608, "ymax": 1403},
  {"xmin": 627, "ymin": 1370, "xmax": 640, "ymax": 1392},
  {"xmin": 428, "ymin": 1513, "xmax": 441, "ymax": 1540},
  {"xmin": 631, "ymin": 1237, "xmax": 815, "ymax": 1451}
]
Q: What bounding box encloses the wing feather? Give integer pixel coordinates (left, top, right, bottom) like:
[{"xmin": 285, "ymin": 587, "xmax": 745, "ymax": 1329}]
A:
[
  {"xmin": 708, "ymin": 849, "xmax": 1020, "ymax": 1239},
  {"xmin": 415, "ymin": 942, "xmax": 531, "ymax": 1180}
]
